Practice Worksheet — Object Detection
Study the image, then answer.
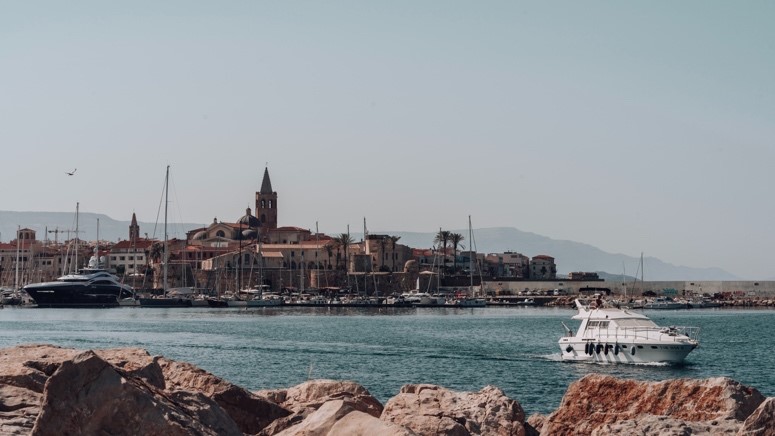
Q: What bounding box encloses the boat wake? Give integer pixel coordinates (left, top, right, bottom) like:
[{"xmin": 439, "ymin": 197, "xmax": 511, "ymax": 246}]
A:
[{"xmin": 538, "ymin": 353, "xmax": 564, "ymax": 362}]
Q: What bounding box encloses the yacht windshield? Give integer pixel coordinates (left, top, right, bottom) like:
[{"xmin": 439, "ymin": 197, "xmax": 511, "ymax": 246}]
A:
[{"xmin": 615, "ymin": 319, "xmax": 658, "ymax": 328}]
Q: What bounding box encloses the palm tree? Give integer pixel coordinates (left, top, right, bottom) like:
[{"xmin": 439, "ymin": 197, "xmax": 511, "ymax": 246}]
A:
[
  {"xmin": 449, "ymin": 233, "xmax": 465, "ymax": 273},
  {"xmin": 149, "ymin": 242, "xmax": 164, "ymax": 263},
  {"xmin": 325, "ymin": 243, "xmax": 333, "ymax": 270},
  {"xmin": 433, "ymin": 230, "xmax": 451, "ymax": 274},
  {"xmin": 332, "ymin": 233, "xmax": 354, "ymax": 272}
]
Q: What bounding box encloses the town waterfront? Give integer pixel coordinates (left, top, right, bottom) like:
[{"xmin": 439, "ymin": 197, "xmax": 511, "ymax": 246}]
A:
[{"xmin": 0, "ymin": 306, "xmax": 772, "ymax": 415}]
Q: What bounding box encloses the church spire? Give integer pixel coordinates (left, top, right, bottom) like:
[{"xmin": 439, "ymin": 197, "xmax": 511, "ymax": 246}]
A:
[
  {"xmin": 129, "ymin": 212, "xmax": 140, "ymax": 242},
  {"xmin": 260, "ymin": 167, "xmax": 273, "ymax": 194}
]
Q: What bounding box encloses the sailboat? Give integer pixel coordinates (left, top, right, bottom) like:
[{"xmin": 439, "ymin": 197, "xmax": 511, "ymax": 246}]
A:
[
  {"xmin": 139, "ymin": 166, "xmax": 193, "ymax": 308},
  {"xmin": 450, "ymin": 216, "xmax": 486, "ymax": 307}
]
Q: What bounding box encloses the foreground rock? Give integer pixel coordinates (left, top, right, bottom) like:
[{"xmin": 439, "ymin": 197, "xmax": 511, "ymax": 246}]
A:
[
  {"xmin": 274, "ymin": 399, "xmax": 414, "ymax": 436},
  {"xmin": 256, "ymin": 379, "xmax": 386, "ymax": 435},
  {"xmin": 381, "ymin": 384, "xmax": 526, "ymax": 436},
  {"xmin": 32, "ymin": 351, "xmax": 240, "ymax": 436},
  {"xmin": 0, "ymin": 344, "xmax": 288, "ymax": 435},
  {"xmin": 536, "ymin": 374, "xmax": 766, "ymax": 436},
  {"xmin": 159, "ymin": 357, "xmax": 289, "ymax": 434}
]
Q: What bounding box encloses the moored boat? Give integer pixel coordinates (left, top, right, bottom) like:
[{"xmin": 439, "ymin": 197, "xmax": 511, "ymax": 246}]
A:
[
  {"xmin": 643, "ymin": 297, "xmax": 688, "ymax": 310},
  {"xmin": 23, "ymin": 258, "xmax": 133, "ymax": 308},
  {"xmin": 558, "ymin": 298, "xmax": 700, "ymax": 364}
]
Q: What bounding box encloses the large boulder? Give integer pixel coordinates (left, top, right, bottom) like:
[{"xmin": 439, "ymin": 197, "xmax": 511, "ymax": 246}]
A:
[
  {"xmin": 31, "ymin": 350, "xmax": 241, "ymax": 436},
  {"xmin": 381, "ymin": 384, "xmax": 526, "ymax": 436},
  {"xmin": 329, "ymin": 410, "xmax": 416, "ymax": 436},
  {"xmin": 273, "ymin": 399, "xmax": 414, "ymax": 436},
  {"xmin": 159, "ymin": 357, "xmax": 290, "ymax": 434},
  {"xmin": 539, "ymin": 374, "xmax": 765, "ymax": 436},
  {"xmin": 95, "ymin": 347, "xmax": 167, "ymax": 389},
  {"xmin": 738, "ymin": 397, "xmax": 775, "ymax": 436},
  {"xmin": 255, "ymin": 379, "xmax": 384, "ymax": 435},
  {"xmin": 0, "ymin": 344, "xmax": 82, "ymax": 434},
  {"xmin": 0, "ymin": 344, "xmax": 288, "ymax": 435},
  {"xmin": 256, "ymin": 379, "xmax": 383, "ymax": 417}
]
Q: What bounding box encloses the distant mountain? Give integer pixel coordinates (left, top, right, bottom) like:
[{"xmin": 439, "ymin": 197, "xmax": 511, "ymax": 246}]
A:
[
  {"xmin": 1, "ymin": 212, "xmax": 739, "ymax": 281},
  {"xmin": 0, "ymin": 211, "xmax": 203, "ymax": 243},
  {"xmin": 377, "ymin": 227, "xmax": 740, "ymax": 281}
]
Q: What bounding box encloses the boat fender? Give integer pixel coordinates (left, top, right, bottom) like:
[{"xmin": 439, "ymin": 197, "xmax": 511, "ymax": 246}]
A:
[
  {"xmin": 604, "ymin": 344, "xmax": 609, "ymax": 356},
  {"xmin": 584, "ymin": 343, "xmax": 589, "ymax": 354},
  {"xmin": 614, "ymin": 345, "xmax": 620, "ymax": 355},
  {"xmin": 596, "ymin": 344, "xmax": 602, "ymax": 354},
  {"xmin": 631, "ymin": 346, "xmax": 636, "ymax": 356},
  {"xmin": 566, "ymin": 345, "xmax": 573, "ymax": 353}
]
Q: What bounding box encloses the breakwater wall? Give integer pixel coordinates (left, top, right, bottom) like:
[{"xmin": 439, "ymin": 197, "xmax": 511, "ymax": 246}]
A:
[{"xmin": 485, "ymin": 279, "xmax": 775, "ymax": 298}]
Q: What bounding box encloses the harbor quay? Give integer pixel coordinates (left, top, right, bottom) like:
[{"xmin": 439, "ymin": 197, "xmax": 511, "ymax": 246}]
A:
[{"xmin": 485, "ymin": 279, "xmax": 775, "ymax": 298}]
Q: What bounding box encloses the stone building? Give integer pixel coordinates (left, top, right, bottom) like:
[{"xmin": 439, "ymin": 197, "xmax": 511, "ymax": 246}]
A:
[
  {"xmin": 485, "ymin": 252, "xmax": 530, "ymax": 278},
  {"xmin": 530, "ymin": 255, "xmax": 557, "ymax": 279}
]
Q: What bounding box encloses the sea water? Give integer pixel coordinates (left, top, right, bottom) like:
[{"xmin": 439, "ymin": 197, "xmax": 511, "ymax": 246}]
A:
[{"xmin": 0, "ymin": 306, "xmax": 772, "ymax": 415}]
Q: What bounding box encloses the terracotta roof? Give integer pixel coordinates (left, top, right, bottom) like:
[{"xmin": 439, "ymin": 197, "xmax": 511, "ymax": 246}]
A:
[
  {"xmin": 260, "ymin": 241, "xmax": 331, "ymax": 250},
  {"xmin": 275, "ymin": 226, "xmax": 310, "ymax": 232},
  {"xmin": 111, "ymin": 239, "xmax": 155, "ymax": 250},
  {"xmin": 259, "ymin": 251, "xmax": 284, "ymax": 258},
  {"xmin": 533, "ymin": 255, "xmax": 555, "ymax": 261}
]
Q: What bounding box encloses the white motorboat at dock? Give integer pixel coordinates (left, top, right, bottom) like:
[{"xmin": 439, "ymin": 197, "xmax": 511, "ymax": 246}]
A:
[{"xmin": 559, "ymin": 298, "xmax": 700, "ymax": 364}]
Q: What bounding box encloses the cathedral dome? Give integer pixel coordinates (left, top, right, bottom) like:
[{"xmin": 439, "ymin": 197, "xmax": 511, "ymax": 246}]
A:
[{"xmin": 237, "ymin": 207, "xmax": 261, "ymax": 228}]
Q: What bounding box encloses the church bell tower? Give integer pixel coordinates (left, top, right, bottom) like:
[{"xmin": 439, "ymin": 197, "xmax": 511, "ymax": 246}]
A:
[
  {"xmin": 129, "ymin": 213, "xmax": 140, "ymax": 242},
  {"xmin": 255, "ymin": 167, "xmax": 278, "ymax": 230}
]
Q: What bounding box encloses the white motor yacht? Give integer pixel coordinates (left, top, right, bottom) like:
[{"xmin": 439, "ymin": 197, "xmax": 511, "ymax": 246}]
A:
[{"xmin": 559, "ymin": 299, "xmax": 699, "ymax": 364}]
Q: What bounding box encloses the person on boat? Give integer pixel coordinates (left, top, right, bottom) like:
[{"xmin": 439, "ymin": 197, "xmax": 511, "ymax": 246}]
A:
[{"xmin": 595, "ymin": 294, "xmax": 603, "ymax": 308}]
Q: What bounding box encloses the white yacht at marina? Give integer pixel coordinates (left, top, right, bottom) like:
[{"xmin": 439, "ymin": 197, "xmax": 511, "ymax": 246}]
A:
[{"xmin": 558, "ymin": 299, "xmax": 700, "ymax": 364}]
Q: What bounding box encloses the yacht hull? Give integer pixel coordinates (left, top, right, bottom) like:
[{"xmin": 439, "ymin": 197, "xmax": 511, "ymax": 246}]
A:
[
  {"xmin": 25, "ymin": 283, "xmax": 130, "ymax": 308},
  {"xmin": 558, "ymin": 337, "xmax": 697, "ymax": 364}
]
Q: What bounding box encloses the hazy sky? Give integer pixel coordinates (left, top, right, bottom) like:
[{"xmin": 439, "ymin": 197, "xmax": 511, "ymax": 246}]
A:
[{"xmin": 2, "ymin": 2, "xmax": 773, "ymax": 278}]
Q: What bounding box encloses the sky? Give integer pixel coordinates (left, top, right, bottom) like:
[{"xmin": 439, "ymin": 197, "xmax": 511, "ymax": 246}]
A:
[{"xmin": 1, "ymin": 1, "xmax": 773, "ymax": 279}]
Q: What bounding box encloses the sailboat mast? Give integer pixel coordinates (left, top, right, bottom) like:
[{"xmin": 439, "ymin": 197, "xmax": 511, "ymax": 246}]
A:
[
  {"xmin": 96, "ymin": 218, "xmax": 100, "ymax": 267},
  {"xmin": 468, "ymin": 216, "xmax": 473, "ymax": 293},
  {"xmin": 163, "ymin": 166, "xmax": 169, "ymax": 296},
  {"xmin": 75, "ymin": 202, "xmax": 79, "ymax": 273},
  {"xmin": 14, "ymin": 226, "xmax": 20, "ymax": 290}
]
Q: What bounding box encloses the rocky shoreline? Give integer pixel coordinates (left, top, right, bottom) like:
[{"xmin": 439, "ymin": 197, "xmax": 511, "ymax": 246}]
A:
[{"xmin": 0, "ymin": 344, "xmax": 772, "ymax": 435}]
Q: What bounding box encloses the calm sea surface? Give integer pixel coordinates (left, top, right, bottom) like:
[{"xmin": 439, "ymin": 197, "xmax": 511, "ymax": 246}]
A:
[{"xmin": 0, "ymin": 306, "xmax": 772, "ymax": 415}]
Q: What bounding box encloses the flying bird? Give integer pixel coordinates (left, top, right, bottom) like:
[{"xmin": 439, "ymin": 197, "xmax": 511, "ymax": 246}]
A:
[{"xmin": 66, "ymin": 168, "xmax": 77, "ymax": 176}]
